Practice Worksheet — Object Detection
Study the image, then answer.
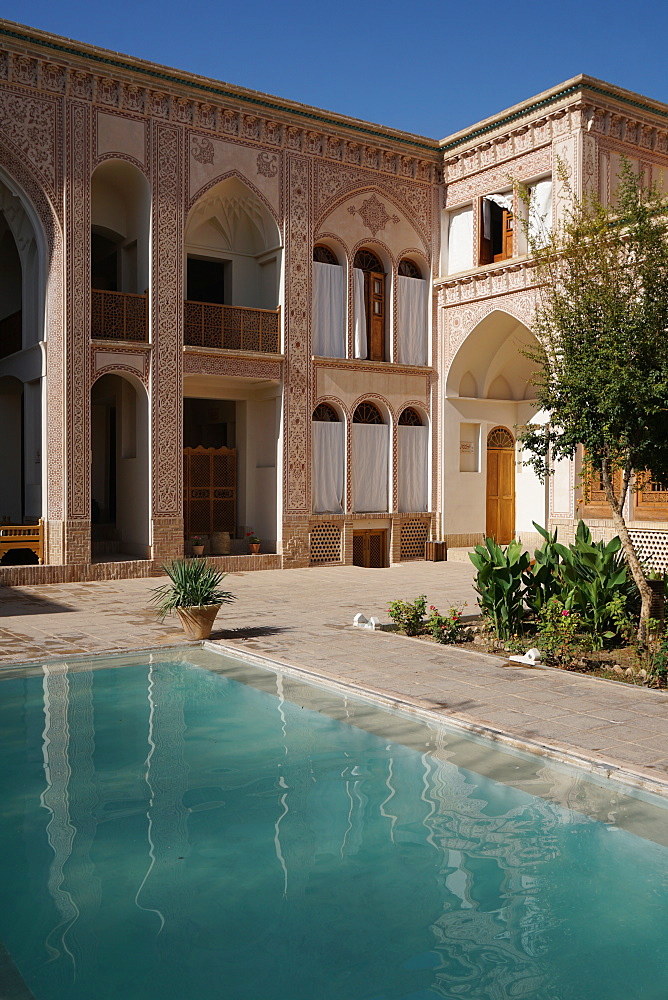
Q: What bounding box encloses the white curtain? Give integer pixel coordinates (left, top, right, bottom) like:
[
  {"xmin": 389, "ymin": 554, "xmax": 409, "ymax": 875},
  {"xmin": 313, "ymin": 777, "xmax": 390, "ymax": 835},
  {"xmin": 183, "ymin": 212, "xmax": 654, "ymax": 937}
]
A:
[
  {"xmin": 483, "ymin": 192, "xmax": 514, "ymax": 239},
  {"xmin": 312, "ymin": 420, "xmax": 344, "ymax": 513},
  {"xmin": 398, "ymin": 276, "xmax": 427, "ymax": 366},
  {"xmin": 352, "ymin": 423, "xmax": 388, "ymax": 512},
  {"xmin": 528, "ymin": 179, "xmax": 553, "ymax": 245},
  {"xmin": 447, "ymin": 206, "xmax": 473, "ymax": 274},
  {"xmin": 398, "ymin": 425, "xmax": 429, "ymax": 512},
  {"xmin": 312, "ymin": 262, "xmax": 345, "ymax": 357},
  {"xmin": 353, "ymin": 268, "xmax": 367, "ymax": 359}
]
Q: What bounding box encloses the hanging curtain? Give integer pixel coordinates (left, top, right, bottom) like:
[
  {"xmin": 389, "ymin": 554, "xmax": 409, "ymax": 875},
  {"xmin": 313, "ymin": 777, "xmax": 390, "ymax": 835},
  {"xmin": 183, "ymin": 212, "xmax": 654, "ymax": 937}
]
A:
[
  {"xmin": 528, "ymin": 179, "xmax": 553, "ymax": 245},
  {"xmin": 312, "ymin": 262, "xmax": 345, "ymax": 358},
  {"xmin": 352, "ymin": 423, "xmax": 388, "ymax": 512},
  {"xmin": 353, "ymin": 268, "xmax": 367, "ymax": 359},
  {"xmin": 447, "ymin": 206, "xmax": 473, "ymax": 274},
  {"xmin": 483, "ymin": 192, "xmax": 514, "ymax": 240},
  {"xmin": 312, "ymin": 420, "xmax": 344, "ymax": 513},
  {"xmin": 398, "ymin": 276, "xmax": 427, "ymax": 366},
  {"xmin": 398, "ymin": 425, "xmax": 429, "ymax": 512}
]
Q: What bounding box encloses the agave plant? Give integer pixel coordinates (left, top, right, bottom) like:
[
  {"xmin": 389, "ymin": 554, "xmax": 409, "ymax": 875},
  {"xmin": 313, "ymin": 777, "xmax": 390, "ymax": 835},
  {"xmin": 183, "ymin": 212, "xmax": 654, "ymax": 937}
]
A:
[
  {"xmin": 151, "ymin": 558, "xmax": 236, "ymax": 620},
  {"xmin": 523, "ymin": 521, "xmax": 564, "ymax": 615}
]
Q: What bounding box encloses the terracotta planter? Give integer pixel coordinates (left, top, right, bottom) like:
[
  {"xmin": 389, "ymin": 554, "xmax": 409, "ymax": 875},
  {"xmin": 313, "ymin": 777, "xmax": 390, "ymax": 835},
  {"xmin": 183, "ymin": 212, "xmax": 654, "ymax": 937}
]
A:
[
  {"xmin": 249, "ymin": 542, "xmax": 261, "ymax": 554},
  {"xmin": 192, "ymin": 545, "xmax": 204, "ymax": 557},
  {"xmin": 176, "ymin": 604, "xmax": 221, "ymax": 640}
]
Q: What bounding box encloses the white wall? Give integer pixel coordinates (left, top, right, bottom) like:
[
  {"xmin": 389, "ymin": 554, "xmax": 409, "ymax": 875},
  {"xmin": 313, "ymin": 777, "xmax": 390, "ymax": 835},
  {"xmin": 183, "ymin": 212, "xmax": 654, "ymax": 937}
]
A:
[{"xmin": 0, "ymin": 377, "xmax": 22, "ymax": 521}]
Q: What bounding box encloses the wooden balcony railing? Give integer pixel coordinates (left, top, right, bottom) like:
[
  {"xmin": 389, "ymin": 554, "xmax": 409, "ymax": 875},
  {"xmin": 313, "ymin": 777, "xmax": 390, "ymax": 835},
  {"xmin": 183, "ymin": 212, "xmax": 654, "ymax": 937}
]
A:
[
  {"xmin": 91, "ymin": 289, "xmax": 148, "ymax": 342},
  {"xmin": 184, "ymin": 300, "xmax": 280, "ymax": 353}
]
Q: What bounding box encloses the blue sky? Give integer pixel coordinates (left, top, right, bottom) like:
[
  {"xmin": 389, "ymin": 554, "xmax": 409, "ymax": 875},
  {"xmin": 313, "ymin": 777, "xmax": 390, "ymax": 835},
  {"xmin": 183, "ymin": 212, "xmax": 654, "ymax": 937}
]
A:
[{"xmin": 8, "ymin": 0, "xmax": 668, "ymax": 138}]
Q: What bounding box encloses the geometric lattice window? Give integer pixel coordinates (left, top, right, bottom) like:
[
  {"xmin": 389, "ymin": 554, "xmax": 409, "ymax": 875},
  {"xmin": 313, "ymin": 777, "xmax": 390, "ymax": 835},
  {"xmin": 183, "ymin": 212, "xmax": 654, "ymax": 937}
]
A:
[
  {"xmin": 400, "ymin": 519, "xmax": 429, "ymax": 560},
  {"xmin": 310, "ymin": 523, "xmax": 342, "ymax": 564},
  {"xmin": 353, "ymin": 249, "xmax": 383, "ymax": 273},
  {"xmin": 487, "ymin": 426, "xmax": 514, "ymax": 449},
  {"xmin": 398, "ymin": 407, "xmax": 422, "ymax": 426},
  {"xmin": 313, "ymin": 245, "xmax": 338, "ymax": 265},
  {"xmin": 313, "ymin": 403, "xmax": 340, "ymax": 422},
  {"xmin": 353, "ymin": 401, "xmax": 383, "ymax": 424},
  {"xmin": 634, "ymin": 470, "xmax": 668, "ymax": 515},
  {"xmin": 628, "ymin": 529, "xmax": 668, "ymax": 573},
  {"xmin": 398, "ymin": 258, "xmax": 422, "ymax": 278}
]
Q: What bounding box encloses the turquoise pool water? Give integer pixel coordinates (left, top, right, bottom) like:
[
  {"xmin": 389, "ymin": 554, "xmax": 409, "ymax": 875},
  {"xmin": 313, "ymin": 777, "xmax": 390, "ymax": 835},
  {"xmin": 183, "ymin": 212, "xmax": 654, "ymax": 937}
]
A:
[{"xmin": 1, "ymin": 648, "xmax": 668, "ymax": 1000}]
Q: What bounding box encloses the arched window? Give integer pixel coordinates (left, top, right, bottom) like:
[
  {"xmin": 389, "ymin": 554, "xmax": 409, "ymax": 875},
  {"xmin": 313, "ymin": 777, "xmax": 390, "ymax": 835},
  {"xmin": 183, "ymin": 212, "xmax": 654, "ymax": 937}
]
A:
[
  {"xmin": 352, "ymin": 400, "xmax": 388, "ymax": 512},
  {"xmin": 313, "ymin": 245, "xmax": 338, "ymax": 265},
  {"xmin": 312, "ymin": 404, "xmax": 344, "ymax": 513},
  {"xmin": 353, "ymin": 249, "xmax": 386, "ymax": 362},
  {"xmin": 487, "ymin": 426, "xmax": 515, "ymax": 449},
  {"xmin": 398, "ymin": 407, "xmax": 422, "ymax": 426},
  {"xmin": 398, "ymin": 408, "xmax": 428, "ymax": 512},
  {"xmin": 312, "ymin": 245, "xmax": 345, "ymax": 358},
  {"xmin": 313, "ymin": 403, "xmax": 340, "ymax": 421},
  {"xmin": 397, "ymin": 257, "xmax": 427, "ymax": 366},
  {"xmin": 353, "ymin": 401, "xmax": 383, "ymax": 424},
  {"xmin": 398, "ymin": 258, "xmax": 422, "ymax": 278}
]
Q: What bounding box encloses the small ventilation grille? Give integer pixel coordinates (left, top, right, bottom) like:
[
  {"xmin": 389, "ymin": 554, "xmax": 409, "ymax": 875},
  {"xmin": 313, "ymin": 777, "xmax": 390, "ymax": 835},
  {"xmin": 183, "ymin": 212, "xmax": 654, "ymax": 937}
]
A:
[
  {"xmin": 310, "ymin": 523, "xmax": 342, "ymax": 564},
  {"xmin": 401, "ymin": 519, "xmax": 429, "ymax": 560}
]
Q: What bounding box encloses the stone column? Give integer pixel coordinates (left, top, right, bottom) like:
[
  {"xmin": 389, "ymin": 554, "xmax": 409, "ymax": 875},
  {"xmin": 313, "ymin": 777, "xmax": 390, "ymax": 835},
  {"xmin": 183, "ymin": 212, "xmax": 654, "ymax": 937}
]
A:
[
  {"xmin": 150, "ymin": 123, "xmax": 184, "ymax": 563},
  {"xmin": 282, "ymin": 154, "xmax": 312, "ymax": 568}
]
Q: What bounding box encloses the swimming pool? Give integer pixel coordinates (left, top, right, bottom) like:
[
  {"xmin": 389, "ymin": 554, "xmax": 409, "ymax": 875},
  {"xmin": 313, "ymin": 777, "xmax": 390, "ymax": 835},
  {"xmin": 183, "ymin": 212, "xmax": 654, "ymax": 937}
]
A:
[{"xmin": 1, "ymin": 646, "xmax": 667, "ymax": 1000}]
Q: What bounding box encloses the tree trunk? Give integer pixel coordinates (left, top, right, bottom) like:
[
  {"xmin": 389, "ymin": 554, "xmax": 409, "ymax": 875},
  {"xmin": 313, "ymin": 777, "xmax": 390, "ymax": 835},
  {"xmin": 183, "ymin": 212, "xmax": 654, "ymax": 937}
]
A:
[{"xmin": 602, "ymin": 469, "xmax": 652, "ymax": 643}]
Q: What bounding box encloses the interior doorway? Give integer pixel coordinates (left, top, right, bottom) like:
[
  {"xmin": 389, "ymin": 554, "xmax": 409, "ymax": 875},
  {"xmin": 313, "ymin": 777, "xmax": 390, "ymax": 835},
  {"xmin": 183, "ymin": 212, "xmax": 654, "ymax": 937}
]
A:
[
  {"xmin": 486, "ymin": 426, "xmax": 515, "ymax": 543},
  {"xmin": 352, "ymin": 529, "xmax": 387, "ymax": 568}
]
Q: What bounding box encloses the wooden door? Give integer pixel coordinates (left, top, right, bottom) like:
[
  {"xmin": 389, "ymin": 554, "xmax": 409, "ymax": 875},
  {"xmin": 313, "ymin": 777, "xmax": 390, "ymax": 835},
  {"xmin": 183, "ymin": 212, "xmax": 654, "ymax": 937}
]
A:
[
  {"xmin": 368, "ymin": 271, "xmax": 385, "ymax": 361},
  {"xmin": 183, "ymin": 446, "xmax": 236, "ymax": 537},
  {"xmin": 352, "ymin": 529, "xmax": 387, "ymax": 568},
  {"xmin": 486, "ymin": 427, "xmax": 515, "ymax": 542}
]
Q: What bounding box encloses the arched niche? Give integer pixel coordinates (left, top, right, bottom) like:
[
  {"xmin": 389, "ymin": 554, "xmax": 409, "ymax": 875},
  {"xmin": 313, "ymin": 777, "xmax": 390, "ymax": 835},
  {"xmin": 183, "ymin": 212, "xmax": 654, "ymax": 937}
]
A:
[
  {"xmin": 185, "ymin": 175, "xmax": 282, "ymax": 309},
  {"xmin": 91, "ymin": 372, "xmax": 150, "ymax": 559},
  {"xmin": 352, "ymin": 400, "xmax": 389, "ymax": 512},
  {"xmin": 0, "ymin": 172, "xmax": 45, "ymax": 357},
  {"xmin": 446, "ymin": 310, "xmax": 539, "ymax": 401},
  {"xmin": 91, "ymin": 160, "xmax": 151, "ymax": 294},
  {"xmin": 397, "ymin": 405, "xmax": 429, "ymax": 512}
]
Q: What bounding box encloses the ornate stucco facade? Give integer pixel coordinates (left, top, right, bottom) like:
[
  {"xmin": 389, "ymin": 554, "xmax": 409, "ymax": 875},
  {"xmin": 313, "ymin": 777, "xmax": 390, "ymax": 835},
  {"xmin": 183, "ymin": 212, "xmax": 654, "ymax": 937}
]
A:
[{"xmin": 2, "ymin": 20, "xmax": 668, "ymax": 582}]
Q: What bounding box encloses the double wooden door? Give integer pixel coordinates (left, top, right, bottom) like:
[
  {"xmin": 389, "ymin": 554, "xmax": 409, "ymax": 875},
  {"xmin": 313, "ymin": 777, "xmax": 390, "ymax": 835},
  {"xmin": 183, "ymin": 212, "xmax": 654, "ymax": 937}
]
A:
[
  {"xmin": 352, "ymin": 530, "xmax": 387, "ymax": 568},
  {"xmin": 486, "ymin": 427, "xmax": 515, "ymax": 543}
]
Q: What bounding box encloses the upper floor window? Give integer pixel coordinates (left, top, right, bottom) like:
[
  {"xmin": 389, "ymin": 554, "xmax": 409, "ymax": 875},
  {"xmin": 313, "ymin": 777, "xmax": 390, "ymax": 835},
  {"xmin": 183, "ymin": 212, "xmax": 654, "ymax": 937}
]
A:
[
  {"xmin": 313, "ymin": 245, "xmax": 338, "ymax": 265},
  {"xmin": 313, "ymin": 402, "xmax": 340, "ymax": 421},
  {"xmin": 397, "ymin": 257, "xmax": 427, "ymax": 366},
  {"xmin": 312, "ymin": 244, "xmax": 345, "ymax": 358},
  {"xmin": 445, "ymin": 205, "xmax": 473, "ymax": 275},
  {"xmin": 353, "ymin": 249, "xmax": 386, "ymax": 362},
  {"xmin": 480, "ymin": 192, "xmax": 514, "ymax": 265},
  {"xmin": 398, "ymin": 407, "xmax": 423, "ymax": 426}
]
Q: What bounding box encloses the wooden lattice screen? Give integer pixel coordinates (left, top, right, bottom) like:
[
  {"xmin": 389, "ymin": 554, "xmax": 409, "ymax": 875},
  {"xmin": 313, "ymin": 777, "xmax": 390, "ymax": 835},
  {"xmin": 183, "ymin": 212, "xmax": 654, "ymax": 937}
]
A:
[{"xmin": 183, "ymin": 446, "xmax": 236, "ymax": 537}]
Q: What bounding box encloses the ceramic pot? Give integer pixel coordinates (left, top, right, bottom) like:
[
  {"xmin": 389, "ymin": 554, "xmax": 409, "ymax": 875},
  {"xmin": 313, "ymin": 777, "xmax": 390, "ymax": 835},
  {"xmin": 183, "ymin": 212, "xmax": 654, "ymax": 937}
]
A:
[
  {"xmin": 249, "ymin": 542, "xmax": 261, "ymax": 554},
  {"xmin": 192, "ymin": 544, "xmax": 204, "ymax": 557},
  {"xmin": 176, "ymin": 604, "xmax": 221, "ymax": 640}
]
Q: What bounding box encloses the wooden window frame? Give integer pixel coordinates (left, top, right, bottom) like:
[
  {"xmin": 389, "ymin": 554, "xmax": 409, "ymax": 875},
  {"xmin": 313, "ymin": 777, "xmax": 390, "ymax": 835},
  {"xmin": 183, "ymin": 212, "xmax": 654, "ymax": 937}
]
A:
[
  {"xmin": 354, "ymin": 249, "xmax": 386, "ymax": 362},
  {"xmin": 479, "ymin": 197, "xmax": 514, "ymax": 266}
]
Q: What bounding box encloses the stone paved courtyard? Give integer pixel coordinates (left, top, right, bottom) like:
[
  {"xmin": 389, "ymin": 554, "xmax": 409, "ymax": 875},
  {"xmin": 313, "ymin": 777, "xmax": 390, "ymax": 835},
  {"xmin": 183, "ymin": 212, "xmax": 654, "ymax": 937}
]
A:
[{"xmin": 2, "ymin": 561, "xmax": 668, "ymax": 795}]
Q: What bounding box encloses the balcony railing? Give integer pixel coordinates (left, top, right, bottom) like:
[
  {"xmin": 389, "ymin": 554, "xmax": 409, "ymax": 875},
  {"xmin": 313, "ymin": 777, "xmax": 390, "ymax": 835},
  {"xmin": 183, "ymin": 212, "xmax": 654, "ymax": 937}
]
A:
[
  {"xmin": 184, "ymin": 300, "xmax": 280, "ymax": 353},
  {"xmin": 91, "ymin": 289, "xmax": 148, "ymax": 342}
]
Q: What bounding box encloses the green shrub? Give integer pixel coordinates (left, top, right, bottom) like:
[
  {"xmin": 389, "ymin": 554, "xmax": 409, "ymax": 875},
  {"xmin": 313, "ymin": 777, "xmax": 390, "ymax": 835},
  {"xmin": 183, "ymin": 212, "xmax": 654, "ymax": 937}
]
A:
[
  {"xmin": 535, "ymin": 597, "xmax": 590, "ymax": 665},
  {"xmin": 387, "ymin": 594, "xmax": 427, "ymax": 636},
  {"xmin": 151, "ymin": 558, "xmax": 236, "ymax": 619},
  {"xmin": 523, "ymin": 522, "xmax": 564, "ymax": 615},
  {"xmin": 425, "ymin": 604, "xmax": 467, "ymax": 644},
  {"xmin": 469, "ymin": 538, "xmax": 530, "ymax": 640},
  {"xmin": 554, "ymin": 521, "xmax": 637, "ymax": 644}
]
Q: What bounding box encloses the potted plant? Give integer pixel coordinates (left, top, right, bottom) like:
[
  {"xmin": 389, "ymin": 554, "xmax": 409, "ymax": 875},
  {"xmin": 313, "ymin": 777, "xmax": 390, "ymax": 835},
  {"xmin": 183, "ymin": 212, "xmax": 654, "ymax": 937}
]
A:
[
  {"xmin": 191, "ymin": 535, "xmax": 205, "ymax": 557},
  {"xmin": 246, "ymin": 530, "xmax": 261, "ymax": 554},
  {"xmin": 151, "ymin": 558, "xmax": 236, "ymax": 640}
]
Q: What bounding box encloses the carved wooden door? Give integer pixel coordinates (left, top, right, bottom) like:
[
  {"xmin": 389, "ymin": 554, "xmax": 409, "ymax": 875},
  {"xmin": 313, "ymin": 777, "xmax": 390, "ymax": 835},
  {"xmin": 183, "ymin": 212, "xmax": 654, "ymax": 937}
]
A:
[
  {"xmin": 368, "ymin": 271, "xmax": 386, "ymax": 361},
  {"xmin": 183, "ymin": 446, "xmax": 236, "ymax": 537},
  {"xmin": 352, "ymin": 529, "xmax": 387, "ymax": 568}
]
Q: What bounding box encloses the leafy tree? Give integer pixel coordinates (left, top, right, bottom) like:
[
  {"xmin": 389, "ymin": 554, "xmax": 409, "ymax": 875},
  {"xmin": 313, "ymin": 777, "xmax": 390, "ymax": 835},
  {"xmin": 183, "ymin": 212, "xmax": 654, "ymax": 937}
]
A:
[{"xmin": 518, "ymin": 160, "xmax": 668, "ymax": 640}]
